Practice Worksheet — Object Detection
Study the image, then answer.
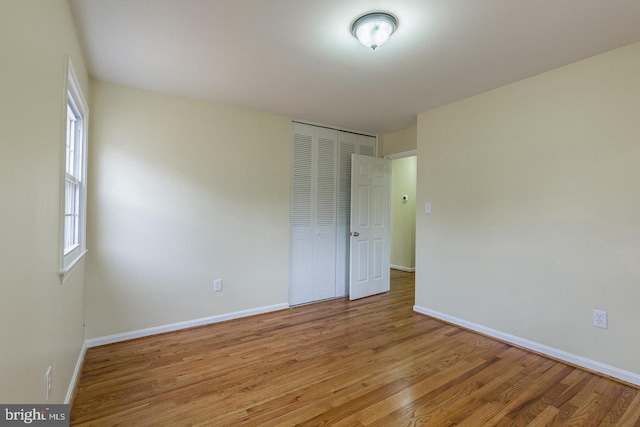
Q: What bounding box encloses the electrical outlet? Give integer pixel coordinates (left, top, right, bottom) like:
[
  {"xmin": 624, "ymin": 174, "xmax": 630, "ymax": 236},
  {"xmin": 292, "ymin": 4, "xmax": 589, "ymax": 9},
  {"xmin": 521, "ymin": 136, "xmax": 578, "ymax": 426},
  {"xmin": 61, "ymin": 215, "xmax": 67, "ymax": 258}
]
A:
[
  {"xmin": 592, "ymin": 309, "xmax": 608, "ymax": 329},
  {"xmin": 45, "ymin": 366, "xmax": 52, "ymax": 400},
  {"xmin": 213, "ymin": 279, "xmax": 223, "ymax": 292}
]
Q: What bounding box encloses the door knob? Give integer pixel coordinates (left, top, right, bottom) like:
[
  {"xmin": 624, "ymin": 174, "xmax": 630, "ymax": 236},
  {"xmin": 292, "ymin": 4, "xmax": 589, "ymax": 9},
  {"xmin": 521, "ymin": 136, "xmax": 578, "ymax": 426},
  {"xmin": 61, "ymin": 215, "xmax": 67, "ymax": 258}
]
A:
[{"xmin": 350, "ymin": 232, "xmax": 360, "ymax": 237}]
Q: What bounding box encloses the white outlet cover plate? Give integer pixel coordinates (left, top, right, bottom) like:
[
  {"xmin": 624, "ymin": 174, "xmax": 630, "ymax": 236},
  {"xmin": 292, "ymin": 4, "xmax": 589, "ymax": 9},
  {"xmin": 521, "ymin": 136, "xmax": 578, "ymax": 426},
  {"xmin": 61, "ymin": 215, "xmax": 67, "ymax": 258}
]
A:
[{"xmin": 592, "ymin": 309, "xmax": 608, "ymax": 328}]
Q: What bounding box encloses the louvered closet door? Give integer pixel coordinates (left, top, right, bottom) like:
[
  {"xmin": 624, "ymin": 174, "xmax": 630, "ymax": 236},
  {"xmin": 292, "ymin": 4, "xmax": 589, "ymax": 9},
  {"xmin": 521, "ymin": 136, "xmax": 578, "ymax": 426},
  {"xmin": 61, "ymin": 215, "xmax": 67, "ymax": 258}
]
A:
[
  {"xmin": 290, "ymin": 128, "xmax": 314, "ymax": 305},
  {"xmin": 335, "ymin": 132, "xmax": 377, "ymax": 297},
  {"xmin": 290, "ymin": 123, "xmax": 338, "ymax": 305},
  {"xmin": 313, "ymin": 130, "xmax": 338, "ymax": 301}
]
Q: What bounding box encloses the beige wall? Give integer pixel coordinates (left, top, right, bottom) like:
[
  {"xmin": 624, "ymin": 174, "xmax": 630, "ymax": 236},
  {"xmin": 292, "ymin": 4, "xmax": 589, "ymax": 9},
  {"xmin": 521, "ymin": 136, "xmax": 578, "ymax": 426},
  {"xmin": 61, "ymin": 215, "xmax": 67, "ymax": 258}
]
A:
[
  {"xmin": 416, "ymin": 42, "xmax": 640, "ymax": 375},
  {"xmin": 86, "ymin": 81, "xmax": 291, "ymax": 339},
  {"xmin": 381, "ymin": 125, "xmax": 417, "ymax": 157},
  {"xmin": 0, "ymin": 0, "xmax": 88, "ymax": 403},
  {"xmin": 391, "ymin": 157, "xmax": 417, "ymax": 270}
]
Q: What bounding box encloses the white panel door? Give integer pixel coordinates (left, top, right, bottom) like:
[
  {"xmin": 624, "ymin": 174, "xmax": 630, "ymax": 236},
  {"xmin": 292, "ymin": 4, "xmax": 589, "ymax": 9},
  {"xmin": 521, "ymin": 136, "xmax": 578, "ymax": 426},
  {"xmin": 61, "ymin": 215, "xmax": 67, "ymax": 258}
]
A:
[{"xmin": 349, "ymin": 154, "xmax": 391, "ymax": 300}]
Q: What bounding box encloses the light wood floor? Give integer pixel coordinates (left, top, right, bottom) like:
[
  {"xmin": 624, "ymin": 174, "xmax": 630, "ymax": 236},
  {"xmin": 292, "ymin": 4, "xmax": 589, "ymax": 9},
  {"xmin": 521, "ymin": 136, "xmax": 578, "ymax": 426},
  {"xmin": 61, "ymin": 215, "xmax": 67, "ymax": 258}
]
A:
[{"xmin": 71, "ymin": 270, "xmax": 640, "ymax": 426}]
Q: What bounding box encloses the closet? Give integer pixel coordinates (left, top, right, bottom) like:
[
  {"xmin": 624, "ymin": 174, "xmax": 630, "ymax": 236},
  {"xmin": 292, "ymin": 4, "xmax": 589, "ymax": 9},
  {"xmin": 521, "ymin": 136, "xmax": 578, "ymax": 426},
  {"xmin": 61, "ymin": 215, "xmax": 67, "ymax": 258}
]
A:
[{"xmin": 290, "ymin": 122, "xmax": 376, "ymax": 305}]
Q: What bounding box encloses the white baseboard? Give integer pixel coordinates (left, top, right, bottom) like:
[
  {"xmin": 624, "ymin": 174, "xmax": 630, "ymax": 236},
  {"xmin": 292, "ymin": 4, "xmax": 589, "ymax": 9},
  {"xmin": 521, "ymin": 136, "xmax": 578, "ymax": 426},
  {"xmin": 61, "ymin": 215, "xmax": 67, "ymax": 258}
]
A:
[
  {"xmin": 390, "ymin": 265, "xmax": 415, "ymax": 272},
  {"xmin": 65, "ymin": 343, "xmax": 87, "ymax": 404},
  {"xmin": 85, "ymin": 303, "xmax": 289, "ymax": 348},
  {"xmin": 413, "ymin": 305, "xmax": 640, "ymax": 387}
]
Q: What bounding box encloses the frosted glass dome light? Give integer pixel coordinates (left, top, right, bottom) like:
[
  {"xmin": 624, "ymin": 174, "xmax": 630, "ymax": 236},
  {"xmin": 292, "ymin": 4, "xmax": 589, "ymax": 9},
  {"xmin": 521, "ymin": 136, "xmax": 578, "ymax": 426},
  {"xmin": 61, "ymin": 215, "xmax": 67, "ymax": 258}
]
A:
[{"xmin": 351, "ymin": 12, "xmax": 398, "ymax": 50}]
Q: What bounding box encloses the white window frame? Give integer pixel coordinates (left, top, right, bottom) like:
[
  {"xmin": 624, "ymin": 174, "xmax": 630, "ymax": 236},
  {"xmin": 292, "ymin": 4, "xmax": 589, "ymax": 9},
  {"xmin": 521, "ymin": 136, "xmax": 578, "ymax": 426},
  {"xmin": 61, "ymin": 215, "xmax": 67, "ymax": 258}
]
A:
[{"xmin": 60, "ymin": 55, "xmax": 89, "ymax": 281}]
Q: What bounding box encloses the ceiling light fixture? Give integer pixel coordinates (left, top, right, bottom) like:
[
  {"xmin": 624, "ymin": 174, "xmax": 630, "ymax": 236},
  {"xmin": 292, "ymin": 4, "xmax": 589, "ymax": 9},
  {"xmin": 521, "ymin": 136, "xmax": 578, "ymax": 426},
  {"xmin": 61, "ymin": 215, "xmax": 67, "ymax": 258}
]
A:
[{"xmin": 351, "ymin": 12, "xmax": 398, "ymax": 50}]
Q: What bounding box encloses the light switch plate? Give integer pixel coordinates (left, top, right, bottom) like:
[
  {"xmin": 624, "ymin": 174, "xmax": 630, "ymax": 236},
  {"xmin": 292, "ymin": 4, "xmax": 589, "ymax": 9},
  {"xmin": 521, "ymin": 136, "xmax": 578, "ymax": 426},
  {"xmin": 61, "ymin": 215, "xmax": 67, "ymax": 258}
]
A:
[{"xmin": 424, "ymin": 203, "xmax": 432, "ymax": 214}]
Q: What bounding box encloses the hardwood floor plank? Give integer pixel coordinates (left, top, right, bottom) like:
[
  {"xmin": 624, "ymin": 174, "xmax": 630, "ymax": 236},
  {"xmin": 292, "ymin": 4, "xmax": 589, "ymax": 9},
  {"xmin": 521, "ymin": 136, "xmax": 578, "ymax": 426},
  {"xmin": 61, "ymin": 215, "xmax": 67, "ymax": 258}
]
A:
[
  {"xmin": 527, "ymin": 405, "xmax": 561, "ymax": 426},
  {"xmin": 441, "ymin": 362, "xmax": 571, "ymax": 426},
  {"xmin": 599, "ymin": 389, "xmax": 639, "ymax": 426},
  {"xmin": 551, "ymin": 376, "xmax": 602, "ymax": 426},
  {"xmin": 70, "ymin": 270, "xmax": 640, "ymax": 426},
  {"xmin": 329, "ymin": 358, "xmax": 492, "ymax": 426},
  {"xmin": 361, "ymin": 349, "xmax": 524, "ymax": 426},
  {"xmin": 611, "ymin": 392, "xmax": 640, "ymax": 427}
]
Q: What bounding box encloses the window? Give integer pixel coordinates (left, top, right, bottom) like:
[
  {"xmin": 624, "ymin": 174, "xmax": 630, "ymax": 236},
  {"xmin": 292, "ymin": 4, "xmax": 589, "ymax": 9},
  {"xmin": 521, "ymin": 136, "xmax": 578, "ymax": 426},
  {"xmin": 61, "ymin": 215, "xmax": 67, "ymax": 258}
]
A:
[{"xmin": 60, "ymin": 56, "xmax": 88, "ymax": 279}]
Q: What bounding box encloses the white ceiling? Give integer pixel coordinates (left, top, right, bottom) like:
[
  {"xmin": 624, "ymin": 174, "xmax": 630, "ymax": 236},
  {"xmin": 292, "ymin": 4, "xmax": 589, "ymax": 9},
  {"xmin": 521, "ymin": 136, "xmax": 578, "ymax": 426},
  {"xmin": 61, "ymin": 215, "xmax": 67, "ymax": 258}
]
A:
[{"xmin": 69, "ymin": 0, "xmax": 640, "ymax": 134}]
